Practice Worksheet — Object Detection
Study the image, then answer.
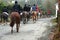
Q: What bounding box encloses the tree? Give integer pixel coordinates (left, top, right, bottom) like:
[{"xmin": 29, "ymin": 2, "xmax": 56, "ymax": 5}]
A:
[
  {"xmin": 0, "ymin": 2, "xmax": 5, "ymax": 13},
  {"xmin": 53, "ymin": 0, "xmax": 60, "ymax": 40}
]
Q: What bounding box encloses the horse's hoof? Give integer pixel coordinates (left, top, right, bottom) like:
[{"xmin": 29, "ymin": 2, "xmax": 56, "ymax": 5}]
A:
[
  {"xmin": 17, "ymin": 31, "xmax": 19, "ymax": 32},
  {"xmin": 16, "ymin": 28, "xmax": 19, "ymax": 33},
  {"xmin": 23, "ymin": 22, "xmax": 26, "ymax": 24},
  {"xmin": 23, "ymin": 23, "xmax": 25, "ymax": 24},
  {"xmin": 11, "ymin": 30, "xmax": 13, "ymax": 34}
]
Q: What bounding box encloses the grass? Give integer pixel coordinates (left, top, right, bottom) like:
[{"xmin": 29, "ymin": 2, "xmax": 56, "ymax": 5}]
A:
[{"xmin": 51, "ymin": 18, "xmax": 57, "ymax": 24}]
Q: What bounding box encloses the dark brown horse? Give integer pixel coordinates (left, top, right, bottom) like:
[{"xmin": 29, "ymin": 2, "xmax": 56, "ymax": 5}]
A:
[
  {"xmin": 22, "ymin": 11, "xmax": 30, "ymax": 24},
  {"xmin": 10, "ymin": 12, "xmax": 20, "ymax": 33}
]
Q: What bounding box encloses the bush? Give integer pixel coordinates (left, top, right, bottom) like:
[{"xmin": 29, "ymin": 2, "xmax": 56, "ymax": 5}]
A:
[{"xmin": 0, "ymin": 2, "xmax": 5, "ymax": 13}]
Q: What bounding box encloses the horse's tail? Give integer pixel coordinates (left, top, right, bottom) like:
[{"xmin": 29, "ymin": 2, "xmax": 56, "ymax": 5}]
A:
[
  {"xmin": 10, "ymin": 16, "xmax": 15, "ymax": 27},
  {"xmin": 10, "ymin": 21, "xmax": 15, "ymax": 27}
]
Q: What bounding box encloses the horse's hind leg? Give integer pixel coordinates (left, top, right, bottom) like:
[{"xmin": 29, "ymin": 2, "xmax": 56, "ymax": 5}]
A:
[
  {"xmin": 23, "ymin": 18, "xmax": 26, "ymax": 24},
  {"xmin": 10, "ymin": 21, "xmax": 15, "ymax": 33},
  {"xmin": 33, "ymin": 16, "xmax": 35, "ymax": 22},
  {"xmin": 36, "ymin": 16, "xmax": 37, "ymax": 21},
  {"xmin": 11, "ymin": 27, "xmax": 13, "ymax": 33},
  {"xmin": 16, "ymin": 24, "xmax": 20, "ymax": 32}
]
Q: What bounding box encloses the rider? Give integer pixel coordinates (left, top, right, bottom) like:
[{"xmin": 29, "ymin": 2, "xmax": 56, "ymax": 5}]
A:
[
  {"xmin": 23, "ymin": 4, "xmax": 31, "ymax": 21},
  {"xmin": 2, "ymin": 6, "xmax": 9, "ymax": 22},
  {"xmin": 31, "ymin": 4, "xmax": 37, "ymax": 15},
  {"xmin": 23, "ymin": 4, "xmax": 28, "ymax": 12},
  {"xmin": 12, "ymin": 1, "xmax": 22, "ymax": 14},
  {"xmin": 47, "ymin": 9, "xmax": 51, "ymax": 17},
  {"xmin": 36, "ymin": 5, "xmax": 39, "ymax": 13},
  {"xmin": 23, "ymin": 4, "xmax": 31, "ymax": 12},
  {"xmin": 27, "ymin": 5, "xmax": 31, "ymax": 12},
  {"xmin": 32, "ymin": 4, "xmax": 36, "ymax": 11}
]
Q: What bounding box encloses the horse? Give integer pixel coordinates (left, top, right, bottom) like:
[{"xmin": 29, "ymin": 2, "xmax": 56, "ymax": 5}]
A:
[
  {"xmin": 10, "ymin": 12, "xmax": 20, "ymax": 33},
  {"xmin": 1, "ymin": 12, "xmax": 9, "ymax": 24},
  {"xmin": 22, "ymin": 11, "xmax": 30, "ymax": 24},
  {"xmin": 32, "ymin": 11, "xmax": 38, "ymax": 23}
]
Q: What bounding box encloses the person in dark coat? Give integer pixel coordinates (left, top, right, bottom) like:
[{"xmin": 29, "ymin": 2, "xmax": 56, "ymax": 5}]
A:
[
  {"xmin": 2, "ymin": 6, "xmax": 9, "ymax": 22},
  {"xmin": 23, "ymin": 4, "xmax": 31, "ymax": 12},
  {"xmin": 12, "ymin": 1, "xmax": 22, "ymax": 14},
  {"xmin": 2, "ymin": 6, "xmax": 8, "ymax": 13},
  {"xmin": 27, "ymin": 5, "xmax": 31, "ymax": 12},
  {"xmin": 23, "ymin": 4, "xmax": 28, "ymax": 11}
]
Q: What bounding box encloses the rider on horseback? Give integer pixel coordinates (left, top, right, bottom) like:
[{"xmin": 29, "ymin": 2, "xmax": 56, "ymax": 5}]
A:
[
  {"xmin": 32, "ymin": 4, "xmax": 36, "ymax": 11},
  {"xmin": 22, "ymin": 4, "xmax": 31, "ymax": 24},
  {"xmin": 23, "ymin": 4, "xmax": 27, "ymax": 12},
  {"xmin": 23, "ymin": 4, "xmax": 31, "ymax": 16},
  {"xmin": 2, "ymin": 6, "xmax": 9, "ymax": 22},
  {"xmin": 23, "ymin": 4, "xmax": 31, "ymax": 12},
  {"xmin": 31, "ymin": 4, "xmax": 37, "ymax": 15},
  {"xmin": 12, "ymin": 1, "xmax": 22, "ymax": 14},
  {"xmin": 31, "ymin": 4, "xmax": 38, "ymax": 22}
]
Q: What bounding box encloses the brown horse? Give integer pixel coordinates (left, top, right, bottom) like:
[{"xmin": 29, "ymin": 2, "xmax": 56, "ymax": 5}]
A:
[
  {"xmin": 32, "ymin": 11, "xmax": 38, "ymax": 22},
  {"xmin": 10, "ymin": 12, "xmax": 20, "ymax": 33}
]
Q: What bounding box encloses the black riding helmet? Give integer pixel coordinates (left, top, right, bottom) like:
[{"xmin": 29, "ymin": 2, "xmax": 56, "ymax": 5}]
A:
[
  {"xmin": 33, "ymin": 4, "xmax": 36, "ymax": 6},
  {"xmin": 15, "ymin": 1, "xmax": 18, "ymax": 4}
]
